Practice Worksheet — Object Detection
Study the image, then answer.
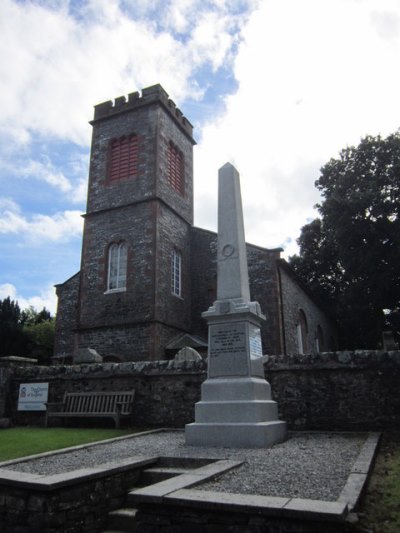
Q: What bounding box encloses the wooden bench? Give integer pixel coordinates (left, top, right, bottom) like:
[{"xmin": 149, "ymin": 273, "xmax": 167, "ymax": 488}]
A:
[{"xmin": 45, "ymin": 390, "xmax": 135, "ymax": 429}]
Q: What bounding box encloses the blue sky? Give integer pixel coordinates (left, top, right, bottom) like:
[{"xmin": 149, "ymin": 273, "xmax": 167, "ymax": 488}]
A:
[{"xmin": 1, "ymin": 0, "xmax": 400, "ymax": 314}]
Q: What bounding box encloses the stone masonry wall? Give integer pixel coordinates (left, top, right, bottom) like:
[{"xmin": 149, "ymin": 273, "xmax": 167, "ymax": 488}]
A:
[
  {"xmin": 0, "ymin": 464, "xmax": 143, "ymax": 533},
  {"xmin": 3, "ymin": 351, "xmax": 400, "ymax": 430},
  {"xmin": 155, "ymin": 202, "xmax": 191, "ymax": 332},
  {"xmin": 266, "ymin": 351, "xmax": 400, "ymax": 430},
  {"xmin": 54, "ymin": 273, "xmax": 80, "ymax": 358},
  {"xmin": 9, "ymin": 360, "xmax": 206, "ymax": 428},
  {"xmin": 78, "ymin": 202, "xmax": 156, "ymax": 330},
  {"xmin": 0, "ymin": 367, "xmax": 12, "ymax": 417},
  {"xmin": 135, "ymin": 502, "xmax": 345, "ymax": 533},
  {"xmin": 247, "ymin": 245, "xmax": 283, "ymax": 354},
  {"xmin": 189, "ymin": 227, "xmax": 217, "ymax": 343},
  {"xmin": 76, "ymin": 323, "xmax": 154, "ymax": 362},
  {"xmin": 279, "ymin": 263, "xmax": 338, "ymax": 355}
]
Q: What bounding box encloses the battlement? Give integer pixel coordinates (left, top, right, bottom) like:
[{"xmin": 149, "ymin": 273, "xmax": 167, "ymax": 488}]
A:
[{"xmin": 92, "ymin": 84, "xmax": 194, "ymax": 140}]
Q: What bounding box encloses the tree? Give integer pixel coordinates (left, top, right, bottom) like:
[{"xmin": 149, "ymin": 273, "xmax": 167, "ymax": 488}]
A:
[
  {"xmin": 23, "ymin": 318, "xmax": 55, "ymax": 365},
  {"xmin": 21, "ymin": 306, "xmax": 51, "ymax": 326},
  {"xmin": 21, "ymin": 306, "xmax": 55, "ymax": 364},
  {"xmin": 0, "ymin": 299, "xmax": 55, "ymax": 362},
  {"xmin": 0, "ymin": 297, "xmax": 29, "ymax": 356},
  {"xmin": 289, "ymin": 132, "xmax": 400, "ymax": 349}
]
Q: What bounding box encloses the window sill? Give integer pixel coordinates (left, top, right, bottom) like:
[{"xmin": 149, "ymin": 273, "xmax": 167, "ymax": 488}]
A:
[
  {"xmin": 104, "ymin": 288, "xmax": 126, "ymax": 295},
  {"xmin": 171, "ymin": 292, "xmax": 184, "ymax": 300}
]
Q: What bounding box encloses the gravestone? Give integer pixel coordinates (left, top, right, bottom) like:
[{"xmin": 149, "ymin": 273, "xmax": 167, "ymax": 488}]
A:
[
  {"xmin": 74, "ymin": 348, "xmax": 103, "ymax": 364},
  {"xmin": 185, "ymin": 163, "xmax": 287, "ymax": 448},
  {"xmin": 174, "ymin": 346, "xmax": 202, "ymax": 362}
]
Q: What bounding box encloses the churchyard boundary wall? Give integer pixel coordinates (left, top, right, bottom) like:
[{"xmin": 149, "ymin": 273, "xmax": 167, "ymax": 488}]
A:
[
  {"xmin": 1, "ymin": 351, "xmax": 399, "ymax": 430},
  {"xmin": 0, "ymin": 453, "xmax": 155, "ymax": 533}
]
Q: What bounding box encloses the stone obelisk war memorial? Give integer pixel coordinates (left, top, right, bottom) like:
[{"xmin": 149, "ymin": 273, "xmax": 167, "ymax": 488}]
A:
[{"xmin": 186, "ymin": 163, "xmax": 287, "ymax": 448}]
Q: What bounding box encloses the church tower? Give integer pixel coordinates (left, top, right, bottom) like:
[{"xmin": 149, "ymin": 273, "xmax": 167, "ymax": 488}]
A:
[{"xmin": 75, "ymin": 85, "xmax": 195, "ymax": 361}]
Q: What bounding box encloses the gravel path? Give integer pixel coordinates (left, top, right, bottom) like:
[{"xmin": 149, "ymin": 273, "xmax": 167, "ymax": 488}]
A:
[{"xmin": 2, "ymin": 430, "xmax": 366, "ymax": 502}]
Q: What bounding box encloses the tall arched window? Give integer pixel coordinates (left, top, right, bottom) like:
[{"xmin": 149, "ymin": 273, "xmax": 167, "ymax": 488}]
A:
[
  {"xmin": 107, "ymin": 242, "xmax": 127, "ymax": 291},
  {"xmin": 171, "ymin": 250, "xmax": 182, "ymax": 297},
  {"xmin": 296, "ymin": 309, "xmax": 308, "ymax": 354},
  {"xmin": 315, "ymin": 325, "xmax": 324, "ymax": 353}
]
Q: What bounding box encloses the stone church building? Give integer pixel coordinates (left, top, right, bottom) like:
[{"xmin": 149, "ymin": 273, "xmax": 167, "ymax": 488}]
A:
[{"xmin": 54, "ymin": 84, "xmax": 336, "ymax": 363}]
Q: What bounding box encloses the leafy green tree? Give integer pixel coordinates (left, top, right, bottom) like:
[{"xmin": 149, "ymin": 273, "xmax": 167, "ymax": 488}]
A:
[
  {"xmin": 23, "ymin": 318, "xmax": 55, "ymax": 365},
  {"xmin": 0, "ymin": 297, "xmax": 29, "ymax": 356},
  {"xmin": 0, "ymin": 299, "xmax": 55, "ymax": 362},
  {"xmin": 21, "ymin": 306, "xmax": 51, "ymax": 325},
  {"xmin": 290, "ymin": 132, "xmax": 400, "ymax": 349}
]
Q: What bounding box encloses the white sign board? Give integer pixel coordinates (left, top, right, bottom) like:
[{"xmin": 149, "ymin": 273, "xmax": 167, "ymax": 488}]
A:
[{"xmin": 18, "ymin": 383, "xmax": 49, "ymax": 411}]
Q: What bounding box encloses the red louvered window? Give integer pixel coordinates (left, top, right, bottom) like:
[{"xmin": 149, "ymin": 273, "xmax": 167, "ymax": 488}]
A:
[
  {"xmin": 167, "ymin": 141, "xmax": 184, "ymax": 195},
  {"xmin": 109, "ymin": 135, "xmax": 138, "ymax": 181}
]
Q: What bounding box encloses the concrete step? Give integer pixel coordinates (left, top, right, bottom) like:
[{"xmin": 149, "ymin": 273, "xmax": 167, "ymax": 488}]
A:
[{"xmin": 107, "ymin": 507, "xmax": 138, "ymax": 532}]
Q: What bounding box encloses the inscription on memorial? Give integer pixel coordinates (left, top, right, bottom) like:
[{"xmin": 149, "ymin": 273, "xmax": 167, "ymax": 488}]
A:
[
  {"xmin": 209, "ymin": 322, "xmax": 249, "ymax": 377},
  {"xmin": 248, "ymin": 323, "xmax": 265, "ymax": 378},
  {"xmin": 249, "ymin": 324, "xmax": 263, "ymax": 358}
]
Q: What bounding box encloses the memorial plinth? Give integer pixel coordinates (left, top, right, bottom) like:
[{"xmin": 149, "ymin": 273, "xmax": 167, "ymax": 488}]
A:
[{"xmin": 185, "ymin": 163, "xmax": 287, "ymax": 448}]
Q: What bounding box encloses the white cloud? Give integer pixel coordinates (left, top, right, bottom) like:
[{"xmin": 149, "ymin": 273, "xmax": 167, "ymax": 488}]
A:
[
  {"xmin": 193, "ymin": 0, "xmax": 400, "ymax": 255},
  {"xmin": 0, "ymin": 0, "xmax": 251, "ymax": 146},
  {"xmin": 0, "ymin": 200, "xmax": 83, "ymax": 242},
  {"xmin": 19, "ymin": 160, "xmax": 73, "ymax": 193},
  {"xmin": 190, "ymin": 11, "xmax": 236, "ymax": 71},
  {"xmin": 0, "ymin": 199, "xmax": 28, "ymax": 234},
  {"xmin": 0, "ymin": 282, "xmax": 57, "ymax": 314},
  {"xmin": 0, "ymin": 283, "xmax": 18, "ymax": 300},
  {"xmin": 72, "ymin": 177, "xmax": 89, "ymax": 204},
  {"xmin": 2, "ymin": 0, "xmax": 400, "ymax": 299}
]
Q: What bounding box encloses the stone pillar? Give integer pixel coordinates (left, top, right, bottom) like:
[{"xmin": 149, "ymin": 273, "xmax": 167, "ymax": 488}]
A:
[{"xmin": 185, "ymin": 163, "xmax": 287, "ymax": 448}]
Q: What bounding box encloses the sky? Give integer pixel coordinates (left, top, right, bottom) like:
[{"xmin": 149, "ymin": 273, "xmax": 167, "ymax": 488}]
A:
[{"xmin": 1, "ymin": 0, "xmax": 400, "ymax": 315}]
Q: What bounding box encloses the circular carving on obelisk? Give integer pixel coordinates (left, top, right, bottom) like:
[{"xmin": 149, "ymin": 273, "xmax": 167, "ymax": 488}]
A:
[{"xmin": 222, "ymin": 244, "xmax": 235, "ymax": 257}]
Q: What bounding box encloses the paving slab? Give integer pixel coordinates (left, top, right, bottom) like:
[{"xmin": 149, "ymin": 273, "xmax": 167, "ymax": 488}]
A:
[
  {"xmin": 0, "ymin": 456, "xmax": 157, "ymax": 490},
  {"xmin": 165, "ymin": 488, "xmax": 290, "ymax": 514},
  {"xmin": 130, "ymin": 460, "xmax": 242, "ymax": 502},
  {"xmin": 338, "ymin": 432, "xmax": 381, "ymax": 509},
  {"xmin": 282, "ymin": 498, "xmax": 348, "ymax": 520}
]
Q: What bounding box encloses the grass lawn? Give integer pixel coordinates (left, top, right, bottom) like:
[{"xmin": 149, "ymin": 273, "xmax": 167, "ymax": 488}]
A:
[
  {"xmin": 354, "ymin": 432, "xmax": 400, "ymax": 533},
  {"xmin": 0, "ymin": 427, "xmax": 140, "ymax": 462}
]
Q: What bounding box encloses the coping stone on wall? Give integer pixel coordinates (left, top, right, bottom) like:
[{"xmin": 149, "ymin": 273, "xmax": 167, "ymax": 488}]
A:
[
  {"xmin": 0, "ymin": 356, "xmax": 38, "ymax": 367},
  {"xmin": 266, "ymin": 351, "xmax": 400, "ymax": 370},
  {"xmin": 12, "ymin": 358, "xmax": 208, "ymax": 381}
]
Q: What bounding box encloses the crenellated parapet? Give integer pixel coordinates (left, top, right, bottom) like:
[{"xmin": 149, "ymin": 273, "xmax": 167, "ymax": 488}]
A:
[{"xmin": 92, "ymin": 84, "xmax": 194, "ymax": 140}]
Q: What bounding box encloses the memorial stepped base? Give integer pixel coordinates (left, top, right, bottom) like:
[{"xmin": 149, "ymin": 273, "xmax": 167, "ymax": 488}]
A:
[
  {"xmin": 194, "ymin": 400, "xmax": 279, "ymax": 422},
  {"xmin": 186, "ymin": 376, "xmax": 287, "ymax": 448},
  {"xmin": 186, "ymin": 421, "xmax": 287, "ymax": 448}
]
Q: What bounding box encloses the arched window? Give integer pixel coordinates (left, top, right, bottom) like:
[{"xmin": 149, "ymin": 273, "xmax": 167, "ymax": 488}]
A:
[
  {"xmin": 171, "ymin": 250, "xmax": 182, "ymax": 297},
  {"xmin": 296, "ymin": 309, "xmax": 308, "ymax": 354},
  {"xmin": 315, "ymin": 325, "xmax": 324, "ymax": 352},
  {"xmin": 167, "ymin": 141, "xmax": 184, "ymax": 195},
  {"xmin": 108, "ymin": 135, "xmax": 138, "ymax": 181},
  {"xmin": 107, "ymin": 242, "xmax": 127, "ymax": 291}
]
